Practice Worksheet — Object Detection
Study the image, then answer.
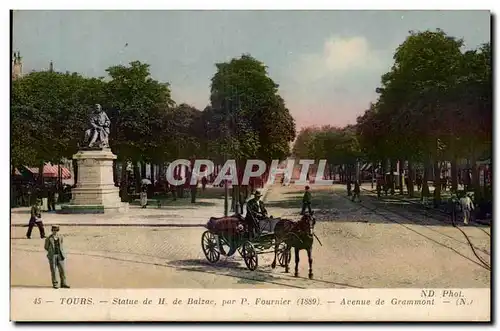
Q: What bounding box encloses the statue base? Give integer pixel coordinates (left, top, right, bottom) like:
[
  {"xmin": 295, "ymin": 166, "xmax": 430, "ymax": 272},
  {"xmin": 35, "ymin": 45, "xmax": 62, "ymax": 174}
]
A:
[{"xmin": 59, "ymin": 148, "xmax": 129, "ymax": 214}]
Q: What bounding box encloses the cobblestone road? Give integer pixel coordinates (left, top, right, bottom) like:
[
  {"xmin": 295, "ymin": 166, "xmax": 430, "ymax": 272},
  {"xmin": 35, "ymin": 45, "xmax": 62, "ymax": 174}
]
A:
[{"xmin": 11, "ymin": 184, "xmax": 490, "ymax": 289}]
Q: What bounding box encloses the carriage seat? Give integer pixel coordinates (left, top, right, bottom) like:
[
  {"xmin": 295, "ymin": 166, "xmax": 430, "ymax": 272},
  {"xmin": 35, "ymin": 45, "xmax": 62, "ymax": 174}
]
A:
[{"xmin": 206, "ymin": 214, "xmax": 245, "ymax": 232}]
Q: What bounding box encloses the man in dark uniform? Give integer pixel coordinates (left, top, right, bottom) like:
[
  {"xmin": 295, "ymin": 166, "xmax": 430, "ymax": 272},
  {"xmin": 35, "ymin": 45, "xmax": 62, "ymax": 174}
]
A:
[
  {"xmin": 26, "ymin": 198, "xmax": 46, "ymax": 239},
  {"xmin": 44, "ymin": 225, "xmax": 70, "ymax": 289},
  {"xmin": 301, "ymin": 186, "xmax": 312, "ymax": 215},
  {"xmin": 352, "ymin": 180, "xmax": 361, "ymax": 202},
  {"xmin": 245, "ymin": 190, "xmax": 268, "ymax": 238}
]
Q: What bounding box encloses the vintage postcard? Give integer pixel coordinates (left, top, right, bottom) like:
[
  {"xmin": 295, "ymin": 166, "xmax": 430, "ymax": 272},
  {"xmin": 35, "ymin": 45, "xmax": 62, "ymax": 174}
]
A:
[{"xmin": 10, "ymin": 8, "xmax": 491, "ymax": 322}]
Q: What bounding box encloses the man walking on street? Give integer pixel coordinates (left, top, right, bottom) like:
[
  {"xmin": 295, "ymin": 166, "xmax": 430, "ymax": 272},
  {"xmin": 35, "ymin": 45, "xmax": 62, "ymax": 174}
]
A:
[
  {"xmin": 301, "ymin": 186, "xmax": 312, "ymax": 215},
  {"xmin": 460, "ymin": 193, "xmax": 475, "ymax": 225},
  {"xmin": 352, "ymin": 180, "xmax": 361, "ymax": 202},
  {"xmin": 26, "ymin": 198, "xmax": 46, "ymax": 239},
  {"xmin": 376, "ymin": 177, "xmax": 382, "ymax": 198},
  {"xmin": 45, "ymin": 225, "xmax": 70, "ymax": 289}
]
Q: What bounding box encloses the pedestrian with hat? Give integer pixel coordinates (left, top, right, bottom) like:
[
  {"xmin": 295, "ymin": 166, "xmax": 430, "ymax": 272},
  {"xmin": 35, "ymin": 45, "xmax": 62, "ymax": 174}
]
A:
[
  {"xmin": 26, "ymin": 198, "xmax": 46, "ymax": 239},
  {"xmin": 301, "ymin": 186, "xmax": 312, "ymax": 215},
  {"xmin": 44, "ymin": 225, "xmax": 70, "ymax": 289},
  {"xmin": 459, "ymin": 192, "xmax": 475, "ymax": 225},
  {"xmin": 351, "ymin": 180, "xmax": 361, "ymax": 202}
]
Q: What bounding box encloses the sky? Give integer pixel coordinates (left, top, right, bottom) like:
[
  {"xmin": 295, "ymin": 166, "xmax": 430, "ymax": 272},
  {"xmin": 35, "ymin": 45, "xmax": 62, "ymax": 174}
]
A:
[{"xmin": 12, "ymin": 10, "xmax": 490, "ymax": 129}]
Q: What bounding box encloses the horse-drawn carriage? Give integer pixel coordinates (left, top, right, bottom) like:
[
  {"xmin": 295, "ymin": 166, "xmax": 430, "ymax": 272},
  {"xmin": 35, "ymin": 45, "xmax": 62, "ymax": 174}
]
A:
[
  {"xmin": 201, "ymin": 215, "xmax": 289, "ymax": 271},
  {"xmin": 201, "ymin": 212, "xmax": 318, "ymax": 278}
]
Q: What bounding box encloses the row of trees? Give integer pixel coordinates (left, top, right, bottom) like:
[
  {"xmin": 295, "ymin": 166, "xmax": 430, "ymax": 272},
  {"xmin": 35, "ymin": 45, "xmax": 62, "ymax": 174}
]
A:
[
  {"xmin": 292, "ymin": 125, "xmax": 361, "ymax": 182},
  {"xmin": 293, "ymin": 29, "xmax": 492, "ymax": 202},
  {"xmin": 12, "ymin": 55, "xmax": 297, "ymax": 207}
]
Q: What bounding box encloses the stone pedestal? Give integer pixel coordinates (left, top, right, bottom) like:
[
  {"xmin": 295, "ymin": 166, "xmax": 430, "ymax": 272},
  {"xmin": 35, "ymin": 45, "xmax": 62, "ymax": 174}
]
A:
[{"xmin": 60, "ymin": 149, "xmax": 128, "ymax": 214}]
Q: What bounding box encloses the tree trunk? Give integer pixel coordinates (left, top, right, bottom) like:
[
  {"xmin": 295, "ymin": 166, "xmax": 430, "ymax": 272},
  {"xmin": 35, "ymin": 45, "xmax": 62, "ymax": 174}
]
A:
[
  {"xmin": 190, "ymin": 184, "xmax": 197, "ymax": 203},
  {"xmin": 133, "ymin": 161, "xmax": 141, "ymax": 192},
  {"xmin": 72, "ymin": 159, "xmax": 78, "ymax": 187},
  {"xmin": 177, "ymin": 165, "xmax": 185, "ymax": 198},
  {"xmin": 398, "ymin": 160, "xmax": 404, "ymax": 195},
  {"xmin": 389, "ymin": 159, "xmax": 395, "ymax": 195},
  {"xmin": 150, "ymin": 163, "xmax": 155, "ymax": 187},
  {"xmin": 421, "ymin": 158, "xmax": 431, "ymax": 201},
  {"xmin": 112, "ymin": 160, "xmax": 118, "ymax": 187},
  {"xmin": 11, "ymin": 165, "xmax": 17, "ymax": 207},
  {"xmin": 407, "ymin": 161, "xmax": 415, "ymax": 197},
  {"xmin": 433, "ymin": 160, "xmax": 442, "ymax": 207},
  {"xmin": 38, "ymin": 162, "xmax": 45, "ymax": 188},
  {"xmin": 140, "ymin": 161, "xmax": 147, "ymax": 179},
  {"xmin": 471, "ymin": 152, "xmax": 479, "ymax": 195},
  {"xmin": 120, "ymin": 160, "xmax": 129, "ymax": 202},
  {"xmin": 451, "ymin": 158, "xmax": 458, "ymax": 192},
  {"xmin": 159, "ymin": 162, "xmax": 165, "ymax": 181}
]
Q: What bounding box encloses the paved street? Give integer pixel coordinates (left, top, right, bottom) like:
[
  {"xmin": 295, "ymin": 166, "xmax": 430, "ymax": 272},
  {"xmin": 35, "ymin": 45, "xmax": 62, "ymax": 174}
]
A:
[{"xmin": 11, "ymin": 184, "xmax": 490, "ymax": 289}]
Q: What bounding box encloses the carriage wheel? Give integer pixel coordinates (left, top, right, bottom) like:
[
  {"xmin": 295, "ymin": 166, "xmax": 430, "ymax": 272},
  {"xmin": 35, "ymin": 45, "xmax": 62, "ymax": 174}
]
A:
[
  {"xmin": 277, "ymin": 242, "xmax": 291, "ymax": 267},
  {"xmin": 201, "ymin": 231, "xmax": 220, "ymax": 263},
  {"xmin": 218, "ymin": 237, "xmax": 231, "ymax": 256},
  {"xmin": 242, "ymin": 242, "xmax": 258, "ymax": 271}
]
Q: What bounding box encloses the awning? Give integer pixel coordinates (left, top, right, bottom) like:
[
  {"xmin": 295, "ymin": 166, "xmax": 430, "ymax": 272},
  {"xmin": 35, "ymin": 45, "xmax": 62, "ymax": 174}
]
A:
[
  {"xmin": 24, "ymin": 163, "xmax": 72, "ymax": 179},
  {"xmin": 361, "ymin": 163, "xmax": 372, "ymax": 171}
]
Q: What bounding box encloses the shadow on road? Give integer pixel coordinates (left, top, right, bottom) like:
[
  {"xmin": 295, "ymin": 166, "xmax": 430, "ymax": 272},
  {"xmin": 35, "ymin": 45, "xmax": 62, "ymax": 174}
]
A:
[
  {"xmin": 167, "ymin": 258, "xmax": 362, "ymax": 289},
  {"xmin": 11, "ymin": 284, "xmax": 53, "ymax": 289},
  {"xmin": 167, "ymin": 258, "xmax": 306, "ymax": 288}
]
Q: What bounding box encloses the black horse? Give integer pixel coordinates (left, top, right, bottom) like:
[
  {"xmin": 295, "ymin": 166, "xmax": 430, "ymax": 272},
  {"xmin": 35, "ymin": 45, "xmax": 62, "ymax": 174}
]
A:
[{"xmin": 271, "ymin": 212, "xmax": 316, "ymax": 279}]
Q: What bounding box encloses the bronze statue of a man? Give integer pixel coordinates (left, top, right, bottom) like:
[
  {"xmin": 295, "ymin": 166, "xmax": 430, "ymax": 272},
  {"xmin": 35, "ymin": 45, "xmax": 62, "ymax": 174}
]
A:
[{"xmin": 84, "ymin": 104, "xmax": 111, "ymax": 149}]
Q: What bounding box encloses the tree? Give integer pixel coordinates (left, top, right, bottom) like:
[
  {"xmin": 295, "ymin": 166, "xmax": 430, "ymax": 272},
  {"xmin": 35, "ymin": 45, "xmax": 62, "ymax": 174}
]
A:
[
  {"xmin": 292, "ymin": 127, "xmax": 320, "ymax": 159},
  {"xmin": 104, "ymin": 61, "xmax": 175, "ymax": 194},
  {"xmin": 209, "ymin": 54, "xmax": 295, "ymax": 214},
  {"xmin": 11, "ymin": 71, "xmax": 104, "ymax": 167},
  {"xmin": 355, "ymin": 30, "xmax": 491, "ymax": 200}
]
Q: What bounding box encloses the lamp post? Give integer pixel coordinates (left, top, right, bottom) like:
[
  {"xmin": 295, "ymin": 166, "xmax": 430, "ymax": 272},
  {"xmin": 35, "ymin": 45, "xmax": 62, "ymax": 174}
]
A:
[{"xmin": 223, "ymin": 84, "xmax": 230, "ymax": 217}]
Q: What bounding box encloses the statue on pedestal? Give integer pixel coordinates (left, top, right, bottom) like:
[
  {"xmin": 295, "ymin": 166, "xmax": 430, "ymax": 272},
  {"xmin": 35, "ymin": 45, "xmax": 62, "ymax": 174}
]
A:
[{"xmin": 83, "ymin": 104, "xmax": 111, "ymax": 149}]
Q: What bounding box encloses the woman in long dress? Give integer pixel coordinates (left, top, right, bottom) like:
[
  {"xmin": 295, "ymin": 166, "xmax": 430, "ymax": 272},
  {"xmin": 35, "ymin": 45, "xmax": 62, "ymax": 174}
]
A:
[{"xmin": 140, "ymin": 187, "xmax": 148, "ymax": 209}]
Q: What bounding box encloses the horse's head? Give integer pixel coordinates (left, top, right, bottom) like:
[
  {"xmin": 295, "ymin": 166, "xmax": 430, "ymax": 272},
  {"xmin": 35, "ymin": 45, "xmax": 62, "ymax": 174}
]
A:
[{"xmin": 299, "ymin": 211, "xmax": 316, "ymax": 236}]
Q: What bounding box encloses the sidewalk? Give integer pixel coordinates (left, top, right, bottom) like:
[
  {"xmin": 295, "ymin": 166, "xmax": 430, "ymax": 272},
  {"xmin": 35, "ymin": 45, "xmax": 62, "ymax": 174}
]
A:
[{"xmin": 11, "ymin": 184, "xmax": 272, "ymax": 227}]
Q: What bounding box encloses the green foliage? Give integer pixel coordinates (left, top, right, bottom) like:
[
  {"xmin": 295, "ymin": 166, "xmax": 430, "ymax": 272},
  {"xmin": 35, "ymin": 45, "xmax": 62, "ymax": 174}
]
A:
[
  {"xmin": 208, "ymin": 54, "xmax": 295, "ymax": 162},
  {"xmin": 293, "ymin": 126, "xmax": 360, "ymax": 165},
  {"xmin": 104, "ymin": 61, "xmax": 175, "ymax": 162},
  {"xmin": 11, "ymin": 71, "xmax": 104, "ymax": 165},
  {"xmin": 356, "ymin": 30, "xmax": 491, "ymax": 164}
]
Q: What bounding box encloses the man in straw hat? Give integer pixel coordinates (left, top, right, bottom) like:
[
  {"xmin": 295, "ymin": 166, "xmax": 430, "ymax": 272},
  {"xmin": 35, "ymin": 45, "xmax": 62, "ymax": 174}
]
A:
[
  {"xmin": 44, "ymin": 225, "xmax": 70, "ymax": 289},
  {"xmin": 245, "ymin": 190, "xmax": 268, "ymax": 239}
]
